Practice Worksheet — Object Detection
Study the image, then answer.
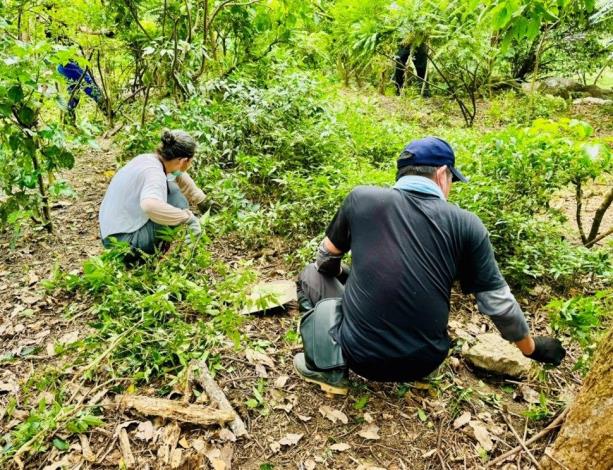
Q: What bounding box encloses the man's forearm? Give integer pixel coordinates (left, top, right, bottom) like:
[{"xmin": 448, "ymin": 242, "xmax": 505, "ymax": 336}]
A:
[
  {"xmin": 476, "ymin": 286, "xmax": 566, "ymax": 365},
  {"xmin": 475, "ymin": 285, "xmax": 530, "ymax": 342}
]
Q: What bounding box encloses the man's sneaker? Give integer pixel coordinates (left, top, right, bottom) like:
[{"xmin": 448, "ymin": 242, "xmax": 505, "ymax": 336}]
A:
[{"xmin": 293, "ymin": 353, "xmax": 348, "ymax": 396}]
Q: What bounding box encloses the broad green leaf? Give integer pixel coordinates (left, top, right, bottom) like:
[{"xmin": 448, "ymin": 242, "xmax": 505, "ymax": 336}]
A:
[{"xmin": 52, "ymin": 438, "xmax": 69, "ymax": 451}]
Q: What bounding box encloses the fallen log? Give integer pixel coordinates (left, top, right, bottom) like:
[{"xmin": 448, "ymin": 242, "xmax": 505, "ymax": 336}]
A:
[
  {"xmin": 192, "ymin": 360, "xmax": 249, "ymax": 438},
  {"xmin": 115, "ymin": 394, "xmax": 235, "ymax": 426}
]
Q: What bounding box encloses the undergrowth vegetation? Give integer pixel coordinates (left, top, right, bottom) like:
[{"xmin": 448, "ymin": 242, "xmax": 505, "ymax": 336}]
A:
[
  {"xmin": 2, "ymin": 231, "xmax": 259, "ymax": 462},
  {"xmin": 118, "ymin": 72, "xmax": 612, "ymax": 293}
]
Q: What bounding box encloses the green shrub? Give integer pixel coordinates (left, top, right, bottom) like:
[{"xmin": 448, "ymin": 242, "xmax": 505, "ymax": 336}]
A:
[
  {"xmin": 486, "ymin": 91, "xmax": 568, "ymax": 127},
  {"xmin": 452, "ymin": 118, "xmax": 611, "ymax": 290},
  {"xmin": 547, "ymin": 290, "xmax": 612, "ymax": 372}
]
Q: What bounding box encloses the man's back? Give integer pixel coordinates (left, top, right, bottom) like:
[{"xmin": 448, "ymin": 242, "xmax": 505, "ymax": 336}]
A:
[{"xmin": 327, "ymin": 185, "xmax": 505, "ymax": 381}]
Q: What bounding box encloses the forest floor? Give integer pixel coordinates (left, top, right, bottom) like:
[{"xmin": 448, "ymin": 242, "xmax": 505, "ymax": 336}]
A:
[{"xmin": 0, "ymin": 98, "xmax": 610, "ymax": 470}]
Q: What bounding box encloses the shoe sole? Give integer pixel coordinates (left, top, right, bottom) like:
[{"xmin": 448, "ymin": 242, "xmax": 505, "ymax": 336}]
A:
[{"xmin": 293, "ymin": 363, "xmax": 348, "ymax": 396}]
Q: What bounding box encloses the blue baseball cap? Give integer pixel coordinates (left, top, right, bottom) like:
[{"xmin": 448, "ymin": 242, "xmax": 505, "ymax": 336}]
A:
[{"xmin": 397, "ymin": 137, "xmax": 467, "ymax": 182}]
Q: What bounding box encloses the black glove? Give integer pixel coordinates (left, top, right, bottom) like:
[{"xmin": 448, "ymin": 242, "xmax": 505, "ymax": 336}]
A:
[
  {"xmin": 525, "ymin": 337, "xmax": 566, "ymax": 366},
  {"xmin": 337, "ymin": 264, "xmax": 351, "ymax": 285}
]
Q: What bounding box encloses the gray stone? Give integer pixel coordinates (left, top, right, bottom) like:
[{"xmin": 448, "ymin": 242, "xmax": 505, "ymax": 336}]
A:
[
  {"xmin": 524, "ymin": 77, "xmax": 613, "ymax": 99},
  {"xmin": 539, "ymin": 77, "xmax": 583, "ymax": 98},
  {"xmin": 463, "ymin": 333, "xmax": 533, "ymax": 378},
  {"xmin": 573, "ymin": 97, "xmax": 613, "ymax": 106}
]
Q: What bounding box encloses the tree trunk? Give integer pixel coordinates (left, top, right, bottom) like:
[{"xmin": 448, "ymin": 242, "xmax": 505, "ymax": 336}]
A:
[{"xmin": 541, "ymin": 324, "xmax": 613, "ymax": 470}]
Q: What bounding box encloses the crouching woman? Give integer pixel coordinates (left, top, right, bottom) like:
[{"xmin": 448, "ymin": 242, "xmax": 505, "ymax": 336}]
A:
[{"xmin": 99, "ymin": 129, "xmax": 207, "ymax": 259}]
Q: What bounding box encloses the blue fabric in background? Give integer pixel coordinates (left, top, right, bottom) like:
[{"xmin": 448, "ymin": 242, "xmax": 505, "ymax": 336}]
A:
[{"xmin": 57, "ymin": 61, "xmax": 101, "ymax": 109}]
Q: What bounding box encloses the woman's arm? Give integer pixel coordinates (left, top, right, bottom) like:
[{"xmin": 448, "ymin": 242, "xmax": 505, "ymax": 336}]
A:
[
  {"xmin": 175, "ymin": 172, "xmax": 205, "ymax": 206},
  {"xmin": 140, "ymin": 198, "xmax": 192, "ymax": 225}
]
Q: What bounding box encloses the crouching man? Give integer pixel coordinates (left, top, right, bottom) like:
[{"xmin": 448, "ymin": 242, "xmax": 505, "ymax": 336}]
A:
[{"xmin": 294, "ymin": 137, "xmax": 566, "ymax": 395}]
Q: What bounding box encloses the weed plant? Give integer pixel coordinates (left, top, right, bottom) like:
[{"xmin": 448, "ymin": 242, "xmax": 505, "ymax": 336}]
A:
[
  {"xmin": 2, "ymin": 230, "xmax": 258, "ymax": 462},
  {"xmin": 547, "ymin": 289, "xmax": 612, "ymax": 373}
]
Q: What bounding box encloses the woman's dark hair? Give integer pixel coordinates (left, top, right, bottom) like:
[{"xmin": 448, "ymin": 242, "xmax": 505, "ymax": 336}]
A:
[{"xmin": 157, "ymin": 129, "xmax": 196, "ymax": 160}]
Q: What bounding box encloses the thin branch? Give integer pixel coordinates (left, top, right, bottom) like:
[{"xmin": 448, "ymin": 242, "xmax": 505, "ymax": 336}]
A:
[
  {"xmin": 382, "ymin": 51, "xmax": 447, "ymax": 93},
  {"xmin": 575, "ymin": 179, "xmax": 588, "ymax": 244},
  {"xmin": 585, "ymin": 226, "xmax": 613, "ymax": 248},
  {"xmin": 592, "ymin": 60, "xmax": 610, "ymax": 86},
  {"xmin": 206, "ymin": 0, "xmax": 260, "ymax": 31},
  {"xmin": 427, "ymin": 53, "xmax": 472, "ymax": 126},
  {"xmin": 96, "ymin": 51, "xmax": 113, "ymax": 123},
  {"xmin": 115, "ymin": 86, "xmax": 146, "ymax": 111},
  {"xmin": 66, "ymin": 53, "xmax": 95, "ymax": 113},
  {"xmin": 486, "ymin": 408, "xmax": 568, "ymax": 467},
  {"xmin": 221, "ymin": 37, "xmax": 283, "ymax": 78},
  {"xmin": 501, "ymin": 412, "xmax": 542, "ymax": 470},
  {"xmin": 185, "ymin": 0, "xmax": 193, "ymax": 43},
  {"xmin": 125, "ymin": 0, "xmax": 152, "ymax": 40},
  {"xmin": 586, "ymin": 185, "xmax": 613, "ymax": 244},
  {"xmin": 191, "ymin": 0, "xmax": 210, "ymax": 81},
  {"xmin": 171, "ymin": 19, "xmax": 189, "ymax": 98}
]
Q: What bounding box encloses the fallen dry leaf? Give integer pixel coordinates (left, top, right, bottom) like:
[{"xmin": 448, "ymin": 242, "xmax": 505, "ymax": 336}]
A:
[
  {"xmin": 278, "ymin": 433, "xmax": 303, "ymax": 446},
  {"xmin": 319, "ymin": 405, "xmax": 348, "ymax": 424},
  {"xmin": 170, "ymin": 448, "xmax": 183, "ymax": 469},
  {"xmin": 21, "ymin": 293, "xmax": 41, "ymax": 305},
  {"xmin": 269, "ymin": 441, "xmax": 281, "ymax": 453},
  {"xmin": 27, "ymin": 272, "xmax": 39, "ymax": 286},
  {"xmin": 192, "ymin": 438, "xmax": 206, "ymax": 454},
  {"xmin": 274, "ymin": 375, "xmax": 289, "ymax": 388},
  {"xmin": 304, "ymin": 459, "xmax": 316, "ymax": 470},
  {"xmin": 80, "ymin": 434, "xmax": 96, "ymax": 463},
  {"xmin": 245, "ymin": 348, "xmax": 274, "ymax": 368},
  {"xmin": 205, "ymin": 447, "xmax": 226, "ymax": 470},
  {"xmin": 0, "ymin": 379, "xmax": 18, "ymax": 394},
  {"xmin": 58, "ymin": 331, "xmax": 79, "ymax": 345},
  {"xmin": 468, "ymin": 420, "xmax": 493, "ymax": 451},
  {"xmin": 178, "ymin": 437, "xmax": 190, "ymax": 449},
  {"xmin": 254, "ymin": 363, "xmax": 268, "ymax": 378},
  {"xmin": 161, "ymin": 422, "xmax": 181, "ymax": 448},
  {"xmin": 358, "ymin": 424, "xmax": 380, "ymax": 440},
  {"xmin": 218, "ymin": 429, "xmax": 236, "ymax": 442},
  {"xmin": 297, "ymin": 414, "xmax": 312, "ymax": 422},
  {"xmin": 520, "ymin": 384, "xmax": 541, "ymax": 404},
  {"xmin": 330, "ymin": 443, "xmax": 351, "ymax": 452},
  {"xmin": 453, "ymin": 411, "xmax": 471, "ymax": 429},
  {"xmin": 134, "ymin": 421, "xmax": 154, "ymax": 441},
  {"xmin": 364, "ymin": 412, "xmax": 374, "ymax": 423},
  {"xmin": 34, "ymin": 329, "xmax": 50, "ymax": 341},
  {"xmin": 273, "ymin": 402, "xmax": 293, "ymax": 413}
]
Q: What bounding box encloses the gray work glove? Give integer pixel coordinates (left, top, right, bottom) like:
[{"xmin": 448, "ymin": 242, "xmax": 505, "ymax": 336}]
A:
[{"xmin": 185, "ymin": 214, "xmax": 202, "ymax": 245}]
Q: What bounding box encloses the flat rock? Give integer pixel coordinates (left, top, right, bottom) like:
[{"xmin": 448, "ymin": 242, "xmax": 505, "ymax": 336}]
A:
[
  {"xmin": 240, "ymin": 280, "xmax": 297, "ymax": 315},
  {"xmin": 463, "ymin": 333, "xmax": 532, "ymax": 378},
  {"xmin": 573, "ymin": 97, "xmax": 612, "ymax": 106}
]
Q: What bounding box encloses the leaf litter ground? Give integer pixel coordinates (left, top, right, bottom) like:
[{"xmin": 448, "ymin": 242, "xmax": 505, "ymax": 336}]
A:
[{"xmin": 0, "ymin": 117, "xmax": 603, "ymax": 469}]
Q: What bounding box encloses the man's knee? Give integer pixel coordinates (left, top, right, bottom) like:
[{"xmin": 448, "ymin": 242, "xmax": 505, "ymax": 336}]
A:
[{"xmin": 298, "ymin": 263, "xmax": 344, "ymax": 306}]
